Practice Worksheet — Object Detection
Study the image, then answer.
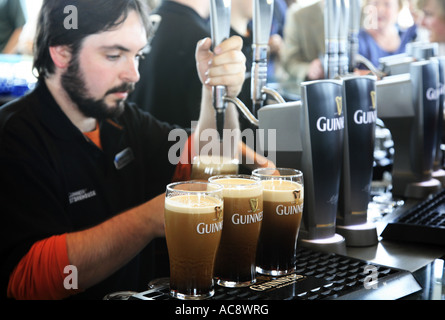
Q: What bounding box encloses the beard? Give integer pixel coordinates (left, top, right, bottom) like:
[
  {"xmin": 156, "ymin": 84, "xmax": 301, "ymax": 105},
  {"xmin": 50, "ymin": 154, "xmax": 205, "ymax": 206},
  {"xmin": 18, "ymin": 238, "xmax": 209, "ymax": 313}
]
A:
[{"xmin": 61, "ymin": 56, "xmax": 135, "ymax": 120}]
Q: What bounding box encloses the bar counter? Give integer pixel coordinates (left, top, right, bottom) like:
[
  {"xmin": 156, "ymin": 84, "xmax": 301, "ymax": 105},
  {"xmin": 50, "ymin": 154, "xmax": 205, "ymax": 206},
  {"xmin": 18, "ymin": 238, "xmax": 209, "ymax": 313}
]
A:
[
  {"xmin": 345, "ymin": 196, "xmax": 445, "ymax": 300},
  {"xmin": 124, "ymin": 190, "xmax": 445, "ymax": 301}
]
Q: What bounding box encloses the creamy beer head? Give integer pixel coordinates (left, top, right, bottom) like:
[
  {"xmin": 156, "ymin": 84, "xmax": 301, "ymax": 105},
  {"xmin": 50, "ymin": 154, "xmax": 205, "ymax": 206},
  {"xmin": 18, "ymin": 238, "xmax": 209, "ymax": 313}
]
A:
[
  {"xmin": 210, "ymin": 177, "xmax": 262, "ymax": 197},
  {"xmin": 165, "ymin": 194, "xmax": 223, "ymax": 213},
  {"xmin": 261, "ymin": 180, "xmax": 304, "ymax": 202},
  {"xmin": 164, "ymin": 181, "xmax": 223, "ymax": 300}
]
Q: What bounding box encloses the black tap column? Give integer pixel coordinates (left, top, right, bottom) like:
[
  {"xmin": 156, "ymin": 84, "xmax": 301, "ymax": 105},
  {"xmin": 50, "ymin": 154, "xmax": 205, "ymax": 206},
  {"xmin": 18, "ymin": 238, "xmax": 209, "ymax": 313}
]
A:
[
  {"xmin": 297, "ymin": 80, "xmax": 347, "ymax": 254},
  {"xmin": 377, "ymin": 60, "xmax": 441, "ymax": 199},
  {"xmin": 336, "ymin": 76, "xmax": 379, "ymax": 246}
]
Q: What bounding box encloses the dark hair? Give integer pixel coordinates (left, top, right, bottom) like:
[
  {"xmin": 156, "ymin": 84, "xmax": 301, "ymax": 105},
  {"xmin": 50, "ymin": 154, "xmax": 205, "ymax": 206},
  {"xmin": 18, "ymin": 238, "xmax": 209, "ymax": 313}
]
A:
[{"xmin": 33, "ymin": 0, "xmax": 150, "ymax": 79}]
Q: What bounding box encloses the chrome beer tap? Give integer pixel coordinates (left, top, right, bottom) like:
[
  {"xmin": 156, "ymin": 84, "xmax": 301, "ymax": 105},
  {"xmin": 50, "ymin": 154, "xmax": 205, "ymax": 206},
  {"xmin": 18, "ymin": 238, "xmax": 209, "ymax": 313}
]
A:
[
  {"xmin": 208, "ymin": 0, "xmax": 288, "ymax": 137},
  {"xmin": 210, "ymin": 0, "xmax": 231, "ymax": 140},
  {"xmin": 251, "ymin": 0, "xmax": 285, "ymax": 116},
  {"xmin": 338, "ymin": 0, "xmax": 350, "ymax": 76},
  {"xmin": 348, "ymin": 0, "xmax": 361, "ymax": 72},
  {"xmin": 324, "ymin": 0, "xmax": 341, "ymax": 79}
]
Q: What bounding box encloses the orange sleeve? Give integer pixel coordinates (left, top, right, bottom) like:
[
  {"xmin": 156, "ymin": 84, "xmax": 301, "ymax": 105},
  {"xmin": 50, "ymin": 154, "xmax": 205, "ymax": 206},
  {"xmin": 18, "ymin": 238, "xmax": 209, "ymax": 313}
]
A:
[
  {"xmin": 7, "ymin": 234, "xmax": 80, "ymax": 300},
  {"xmin": 171, "ymin": 133, "xmax": 194, "ymax": 182}
]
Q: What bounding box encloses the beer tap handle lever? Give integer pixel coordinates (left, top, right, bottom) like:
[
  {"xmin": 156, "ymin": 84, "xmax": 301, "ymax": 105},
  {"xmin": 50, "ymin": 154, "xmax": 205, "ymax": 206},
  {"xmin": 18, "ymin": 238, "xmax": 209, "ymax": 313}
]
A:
[
  {"xmin": 251, "ymin": 0, "xmax": 285, "ymax": 116},
  {"xmin": 210, "ymin": 0, "xmax": 231, "ymax": 140}
]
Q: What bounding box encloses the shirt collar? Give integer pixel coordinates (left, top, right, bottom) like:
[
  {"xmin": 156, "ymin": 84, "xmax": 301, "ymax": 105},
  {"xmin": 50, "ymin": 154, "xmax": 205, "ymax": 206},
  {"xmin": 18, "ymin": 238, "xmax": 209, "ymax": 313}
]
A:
[{"xmin": 34, "ymin": 80, "xmax": 125, "ymax": 141}]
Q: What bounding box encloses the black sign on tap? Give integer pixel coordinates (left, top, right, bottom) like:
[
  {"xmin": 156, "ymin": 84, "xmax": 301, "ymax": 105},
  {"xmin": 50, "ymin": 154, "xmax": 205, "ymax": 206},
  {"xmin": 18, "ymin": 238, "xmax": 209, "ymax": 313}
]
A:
[
  {"xmin": 338, "ymin": 76, "xmax": 377, "ymax": 226},
  {"xmin": 299, "ymin": 80, "xmax": 344, "ymax": 240}
]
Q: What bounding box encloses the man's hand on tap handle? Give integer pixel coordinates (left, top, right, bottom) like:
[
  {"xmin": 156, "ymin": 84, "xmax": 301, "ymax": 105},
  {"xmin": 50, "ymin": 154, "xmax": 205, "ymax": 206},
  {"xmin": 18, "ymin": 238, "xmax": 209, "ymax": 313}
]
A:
[{"xmin": 196, "ymin": 36, "xmax": 246, "ymax": 98}]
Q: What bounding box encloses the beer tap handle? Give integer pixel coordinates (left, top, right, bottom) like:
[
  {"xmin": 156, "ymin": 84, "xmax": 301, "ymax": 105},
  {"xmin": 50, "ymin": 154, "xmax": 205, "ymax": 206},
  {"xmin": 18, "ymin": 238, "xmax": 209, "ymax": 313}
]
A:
[
  {"xmin": 251, "ymin": 0, "xmax": 275, "ymax": 115},
  {"xmin": 210, "ymin": 0, "xmax": 231, "ymax": 140}
]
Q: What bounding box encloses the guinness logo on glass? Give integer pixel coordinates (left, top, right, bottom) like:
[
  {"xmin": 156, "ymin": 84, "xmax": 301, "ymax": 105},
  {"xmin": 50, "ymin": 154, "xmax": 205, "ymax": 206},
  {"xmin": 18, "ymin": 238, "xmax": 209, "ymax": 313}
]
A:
[
  {"xmin": 214, "ymin": 206, "xmax": 222, "ymax": 221},
  {"xmin": 250, "ymin": 198, "xmax": 259, "ymax": 212},
  {"xmin": 293, "ymin": 189, "xmax": 301, "ymax": 202}
]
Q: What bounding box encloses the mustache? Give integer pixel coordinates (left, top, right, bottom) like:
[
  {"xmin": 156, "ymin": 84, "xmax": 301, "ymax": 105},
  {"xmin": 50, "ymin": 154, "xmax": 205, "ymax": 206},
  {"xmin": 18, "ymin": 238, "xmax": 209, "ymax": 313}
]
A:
[{"xmin": 106, "ymin": 83, "xmax": 135, "ymax": 95}]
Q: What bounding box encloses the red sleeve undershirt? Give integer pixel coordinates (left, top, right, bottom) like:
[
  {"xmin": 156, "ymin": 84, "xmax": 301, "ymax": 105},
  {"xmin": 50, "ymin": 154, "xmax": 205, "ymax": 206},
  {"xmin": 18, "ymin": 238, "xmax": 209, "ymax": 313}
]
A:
[
  {"xmin": 7, "ymin": 126, "xmax": 193, "ymax": 299},
  {"xmin": 7, "ymin": 234, "xmax": 77, "ymax": 300}
]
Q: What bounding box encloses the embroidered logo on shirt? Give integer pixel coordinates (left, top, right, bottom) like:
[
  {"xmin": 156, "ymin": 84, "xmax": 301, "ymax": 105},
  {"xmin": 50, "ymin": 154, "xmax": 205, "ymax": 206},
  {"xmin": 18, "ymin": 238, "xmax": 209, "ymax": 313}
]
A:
[{"xmin": 69, "ymin": 189, "xmax": 97, "ymax": 204}]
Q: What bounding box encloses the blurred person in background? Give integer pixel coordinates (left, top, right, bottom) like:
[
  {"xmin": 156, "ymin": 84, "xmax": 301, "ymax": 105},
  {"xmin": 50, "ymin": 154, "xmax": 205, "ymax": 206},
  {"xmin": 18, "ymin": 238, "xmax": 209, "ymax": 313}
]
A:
[
  {"xmin": 268, "ymin": 0, "xmax": 288, "ymax": 82},
  {"xmin": 358, "ymin": 0, "xmax": 417, "ymax": 69},
  {"xmin": 129, "ymin": 0, "xmax": 210, "ymax": 128},
  {"xmin": 420, "ymin": 0, "xmax": 445, "ymax": 54},
  {"xmin": 0, "ymin": 0, "xmax": 26, "ymax": 53},
  {"xmin": 280, "ymin": 0, "xmax": 324, "ymax": 85},
  {"xmin": 408, "ymin": 0, "xmax": 430, "ymax": 42}
]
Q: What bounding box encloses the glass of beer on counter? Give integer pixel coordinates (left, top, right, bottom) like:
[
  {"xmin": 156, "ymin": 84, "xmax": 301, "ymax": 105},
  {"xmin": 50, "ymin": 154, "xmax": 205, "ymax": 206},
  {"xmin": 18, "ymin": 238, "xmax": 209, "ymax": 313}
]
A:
[
  {"xmin": 252, "ymin": 168, "xmax": 304, "ymax": 276},
  {"xmin": 190, "ymin": 155, "xmax": 239, "ymax": 180},
  {"xmin": 209, "ymin": 175, "xmax": 263, "ymax": 287},
  {"xmin": 164, "ymin": 181, "xmax": 224, "ymax": 299}
]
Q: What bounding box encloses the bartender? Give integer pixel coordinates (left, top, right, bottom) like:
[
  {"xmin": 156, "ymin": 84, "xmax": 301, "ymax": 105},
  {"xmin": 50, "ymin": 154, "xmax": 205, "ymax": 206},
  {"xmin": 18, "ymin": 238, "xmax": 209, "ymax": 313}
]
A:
[{"xmin": 0, "ymin": 0, "xmax": 246, "ymax": 300}]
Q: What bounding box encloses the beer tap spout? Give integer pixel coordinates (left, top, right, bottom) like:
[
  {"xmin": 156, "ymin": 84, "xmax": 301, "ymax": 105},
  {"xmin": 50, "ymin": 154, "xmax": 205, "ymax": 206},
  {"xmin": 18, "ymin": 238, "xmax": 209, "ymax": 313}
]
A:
[
  {"xmin": 224, "ymin": 96, "xmax": 259, "ymax": 127},
  {"xmin": 355, "ymin": 54, "xmax": 387, "ymax": 79}
]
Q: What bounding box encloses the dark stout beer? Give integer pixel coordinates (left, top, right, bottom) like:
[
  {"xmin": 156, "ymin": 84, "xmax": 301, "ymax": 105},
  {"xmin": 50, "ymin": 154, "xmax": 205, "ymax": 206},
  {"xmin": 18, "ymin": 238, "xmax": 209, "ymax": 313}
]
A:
[
  {"xmin": 210, "ymin": 176, "xmax": 263, "ymax": 287},
  {"xmin": 256, "ymin": 179, "xmax": 304, "ymax": 275},
  {"xmin": 165, "ymin": 184, "xmax": 223, "ymax": 300}
]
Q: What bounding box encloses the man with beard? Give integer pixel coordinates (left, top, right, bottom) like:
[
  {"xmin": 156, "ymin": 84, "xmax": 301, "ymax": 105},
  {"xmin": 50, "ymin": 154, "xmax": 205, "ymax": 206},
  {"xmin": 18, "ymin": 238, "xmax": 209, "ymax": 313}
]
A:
[{"xmin": 0, "ymin": 0, "xmax": 245, "ymax": 300}]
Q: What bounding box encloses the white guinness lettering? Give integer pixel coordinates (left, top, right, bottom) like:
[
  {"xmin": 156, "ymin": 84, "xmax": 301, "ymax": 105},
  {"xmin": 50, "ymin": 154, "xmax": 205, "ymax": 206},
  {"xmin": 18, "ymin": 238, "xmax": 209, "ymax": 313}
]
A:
[
  {"xmin": 276, "ymin": 204, "xmax": 303, "ymax": 215},
  {"xmin": 426, "ymin": 87, "xmax": 439, "ymax": 101},
  {"xmin": 197, "ymin": 221, "xmax": 223, "ymax": 235},
  {"xmin": 232, "ymin": 212, "xmax": 263, "ymax": 225},
  {"xmin": 353, "ymin": 110, "xmax": 377, "ymax": 124},
  {"xmin": 316, "ymin": 116, "xmax": 345, "ymax": 132}
]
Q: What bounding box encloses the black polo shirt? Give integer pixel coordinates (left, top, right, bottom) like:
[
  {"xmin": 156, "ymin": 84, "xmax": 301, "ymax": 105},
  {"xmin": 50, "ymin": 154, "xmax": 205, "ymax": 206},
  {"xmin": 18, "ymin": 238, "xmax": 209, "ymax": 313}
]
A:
[{"xmin": 0, "ymin": 80, "xmax": 181, "ymax": 299}]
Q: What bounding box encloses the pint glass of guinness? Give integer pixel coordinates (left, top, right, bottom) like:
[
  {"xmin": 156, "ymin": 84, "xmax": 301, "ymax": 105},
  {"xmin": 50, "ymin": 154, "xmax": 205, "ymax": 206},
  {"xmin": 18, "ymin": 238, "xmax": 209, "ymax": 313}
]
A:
[
  {"xmin": 165, "ymin": 181, "xmax": 224, "ymax": 300},
  {"xmin": 191, "ymin": 155, "xmax": 239, "ymax": 180},
  {"xmin": 253, "ymin": 168, "xmax": 304, "ymax": 275},
  {"xmin": 209, "ymin": 175, "xmax": 263, "ymax": 287}
]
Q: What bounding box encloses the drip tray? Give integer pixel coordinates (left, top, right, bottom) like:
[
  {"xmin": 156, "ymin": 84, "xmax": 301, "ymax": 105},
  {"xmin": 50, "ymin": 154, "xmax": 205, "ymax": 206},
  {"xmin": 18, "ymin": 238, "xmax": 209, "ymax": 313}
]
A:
[{"xmin": 130, "ymin": 248, "xmax": 421, "ymax": 300}]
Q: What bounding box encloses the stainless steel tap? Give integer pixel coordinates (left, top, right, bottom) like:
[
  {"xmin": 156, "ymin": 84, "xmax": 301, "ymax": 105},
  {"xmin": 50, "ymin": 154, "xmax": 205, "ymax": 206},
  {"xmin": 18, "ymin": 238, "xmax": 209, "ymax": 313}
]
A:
[
  {"xmin": 338, "ymin": 0, "xmax": 350, "ymax": 76},
  {"xmin": 210, "ymin": 0, "xmax": 231, "ymax": 140},
  {"xmin": 251, "ymin": 0, "xmax": 285, "ymax": 116},
  {"xmin": 348, "ymin": 0, "xmax": 361, "ymax": 72},
  {"xmin": 209, "ymin": 0, "xmax": 286, "ymax": 135},
  {"xmin": 324, "ymin": 0, "xmax": 341, "ymax": 79}
]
